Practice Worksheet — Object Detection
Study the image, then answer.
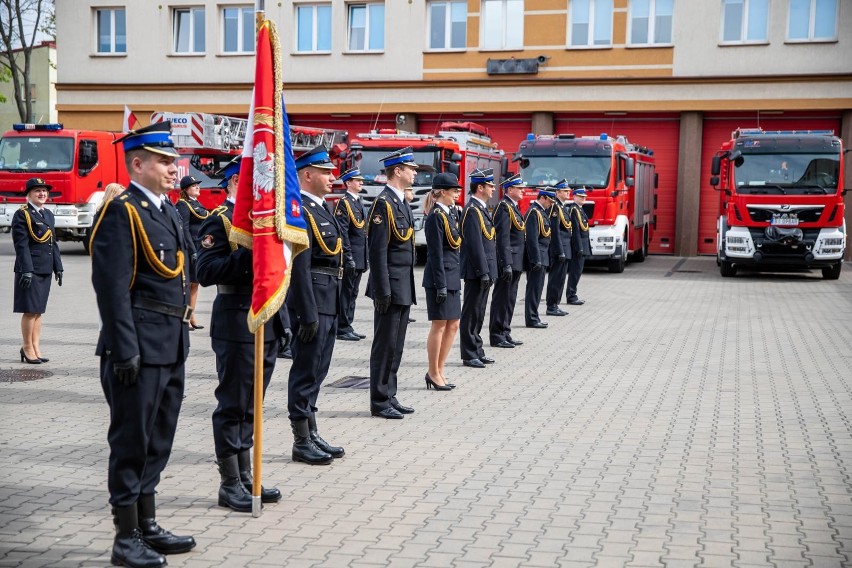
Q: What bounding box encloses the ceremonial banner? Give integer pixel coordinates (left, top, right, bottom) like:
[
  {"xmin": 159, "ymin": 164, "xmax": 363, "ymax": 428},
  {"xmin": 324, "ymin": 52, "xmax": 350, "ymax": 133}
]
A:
[
  {"xmin": 230, "ymin": 18, "xmax": 308, "ymax": 331},
  {"xmin": 122, "ymin": 105, "xmax": 139, "ymax": 133}
]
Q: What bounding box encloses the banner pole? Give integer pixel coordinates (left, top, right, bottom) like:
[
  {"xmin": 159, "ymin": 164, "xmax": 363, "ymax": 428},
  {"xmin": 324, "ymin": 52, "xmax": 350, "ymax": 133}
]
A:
[{"xmin": 252, "ymin": 326, "xmax": 264, "ymax": 518}]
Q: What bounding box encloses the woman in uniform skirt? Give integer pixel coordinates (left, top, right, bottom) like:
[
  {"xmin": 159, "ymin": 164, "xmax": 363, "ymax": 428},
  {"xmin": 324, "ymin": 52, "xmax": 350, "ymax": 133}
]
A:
[
  {"xmin": 12, "ymin": 178, "xmax": 63, "ymax": 364},
  {"xmin": 176, "ymin": 175, "xmax": 210, "ymax": 330},
  {"xmin": 422, "ymin": 173, "xmax": 464, "ymax": 391}
]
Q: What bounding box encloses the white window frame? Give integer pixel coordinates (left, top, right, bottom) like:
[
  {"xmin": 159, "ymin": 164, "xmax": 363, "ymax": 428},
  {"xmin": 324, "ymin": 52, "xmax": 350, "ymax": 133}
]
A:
[
  {"xmin": 480, "ymin": 0, "xmax": 524, "ymax": 51},
  {"xmin": 568, "ymin": 0, "xmax": 613, "ymax": 49},
  {"xmin": 173, "ymin": 7, "xmax": 206, "ymax": 55},
  {"xmin": 94, "ymin": 8, "xmax": 126, "ymax": 55},
  {"xmin": 221, "ymin": 5, "xmax": 255, "ymax": 54},
  {"xmin": 627, "ymin": 0, "xmax": 674, "ymax": 47},
  {"xmin": 786, "ymin": 0, "xmax": 838, "ymax": 42},
  {"xmin": 720, "ymin": 0, "xmax": 769, "ymax": 45},
  {"xmin": 295, "ymin": 3, "xmax": 333, "ymax": 53},
  {"xmin": 427, "ymin": 1, "xmax": 468, "ymax": 51},
  {"xmin": 347, "ymin": 3, "xmax": 385, "ymax": 53}
]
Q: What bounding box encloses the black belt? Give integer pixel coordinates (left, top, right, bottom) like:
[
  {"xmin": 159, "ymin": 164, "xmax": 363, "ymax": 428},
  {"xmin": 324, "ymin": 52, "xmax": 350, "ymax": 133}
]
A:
[
  {"xmin": 217, "ymin": 285, "xmax": 253, "ymax": 295},
  {"xmin": 133, "ymin": 297, "xmax": 193, "ymax": 323},
  {"xmin": 311, "ymin": 266, "xmax": 343, "ymax": 280}
]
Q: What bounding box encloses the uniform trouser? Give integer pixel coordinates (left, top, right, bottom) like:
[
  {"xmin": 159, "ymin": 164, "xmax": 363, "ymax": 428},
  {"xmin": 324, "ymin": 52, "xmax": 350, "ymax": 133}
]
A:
[
  {"xmin": 566, "ymin": 255, "xmax": 586, "ymax": 302},
  {"xmin": 337, "ymin": 269, "xmax": 364, "ymax": 334},
  {"xmin": 288, "ymin": 312, "xmax": 338, "ymax": 420},
  {"xmin": 489, "ymin": 270, "xmax": 522, "ymax": 344},
  {"xmin": 370, "ymin": 304, "xmax": 410, "ymax": 410},
  {"xmin": 546, "ymin": 258, "xmax": 570, "ymax": 309},
  {"xmin": 211, "ymin": 338, "xmax": 277, "ymax": 459},
  {"xmin": 460, "ymin": 278, "xmax": 490, "ymax": 361},
  {"xmin": 100, "ymin": 357, "xmax": 185, "ymax": 507},
  {"xmin": 525, "ymin": 268, "xmax": 546, "ymax": 325}
]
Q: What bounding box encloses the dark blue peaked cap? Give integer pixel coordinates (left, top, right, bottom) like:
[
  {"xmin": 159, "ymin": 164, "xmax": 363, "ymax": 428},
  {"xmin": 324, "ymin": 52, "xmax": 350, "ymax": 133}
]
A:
[
  {"xmin": 295, "ymin": 146, "xmax": 335, "ymax": 171},
  {"xmin": 115, "ymin": 121, "xmax": 180, "ymax": 158}
]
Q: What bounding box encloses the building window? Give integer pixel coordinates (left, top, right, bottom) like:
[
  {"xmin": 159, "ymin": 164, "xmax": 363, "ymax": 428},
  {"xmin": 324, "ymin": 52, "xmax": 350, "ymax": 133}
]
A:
[
  {"xmin": 95, "ymin": 8, "xmax": 126, "ymax": 54},
  {"xmin": 629, "ymin": 0, "xmax": 673, "ymax": 45},
  {"xmin": 348, "ymin": 3, "xmax": 385, "ymax": 51},
  {"xmin": 429, "ymin": 1, "xmax": 467, "ymax": 50},
  {"xmin": 570, "ymin": 0, "xmax": 613, "ymax": 47},
  {"xmin": 787, "ymin": 0, "xmax": 837, "ymax": 42},
  {"xmin": 481, "ymin": 0, "xmax": 524, "ymax": 50},
  {"xmin": 222, "ymin": 6, "xmax": 254, "ymax": 53},
  {"xmin": 721, "ymin": 0, "xmax": 768, "ymax": 44},
  {"xmin": 174, "ymin": 8, "xmax": 206, "ymax": 54},
  {"xmin": 296, "ymin": 4, "xmax": 332, "ymax": 52}
]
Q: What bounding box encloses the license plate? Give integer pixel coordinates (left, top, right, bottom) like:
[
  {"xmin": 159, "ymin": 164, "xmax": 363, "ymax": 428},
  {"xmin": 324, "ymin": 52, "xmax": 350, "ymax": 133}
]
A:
[{"xmin": 771, "ymin": 214, "xmax": 799, "ymax": 226}]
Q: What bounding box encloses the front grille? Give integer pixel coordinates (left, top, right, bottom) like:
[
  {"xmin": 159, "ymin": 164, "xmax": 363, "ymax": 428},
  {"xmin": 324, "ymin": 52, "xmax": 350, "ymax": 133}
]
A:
[{"xmin": 747, "ymin": 205, "xmax": 823, "ymax": 223}]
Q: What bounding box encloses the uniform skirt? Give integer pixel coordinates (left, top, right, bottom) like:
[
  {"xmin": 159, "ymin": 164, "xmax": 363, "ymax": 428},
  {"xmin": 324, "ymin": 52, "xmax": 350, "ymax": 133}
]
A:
[
  {"xmin": 425, "ymin": 287, "xmax": 461, "ymax": 321},
  {"xmin": 13, "ymin": 272, "xmax": 52, "ymax": 314}
]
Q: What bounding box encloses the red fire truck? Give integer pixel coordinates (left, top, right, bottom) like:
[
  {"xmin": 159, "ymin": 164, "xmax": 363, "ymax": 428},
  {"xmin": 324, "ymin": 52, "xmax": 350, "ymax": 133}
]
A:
[
  {"xmin": 710, "ymin": 127, "xmax": 846, "ymax": 279},
  {"xmin": 514, "ymin": 133, "xmax": 658, "ymax": 273},
  {"xmin": 340, "ymin": 122, "xmax": 508, "ymax": 258}
]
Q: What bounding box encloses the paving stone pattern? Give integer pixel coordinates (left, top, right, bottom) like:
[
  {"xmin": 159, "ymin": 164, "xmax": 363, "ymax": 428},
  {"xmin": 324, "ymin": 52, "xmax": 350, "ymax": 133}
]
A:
[{"xmin": 1, "ymin": 234, "xmax": 850, "ymax": 567}]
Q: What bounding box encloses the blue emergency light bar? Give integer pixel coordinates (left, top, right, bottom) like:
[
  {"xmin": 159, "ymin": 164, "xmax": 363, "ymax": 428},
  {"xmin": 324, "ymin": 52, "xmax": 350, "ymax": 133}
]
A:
[{"xmin": 13, "ymin": 123, "xmax": 64, "ymax": 131}]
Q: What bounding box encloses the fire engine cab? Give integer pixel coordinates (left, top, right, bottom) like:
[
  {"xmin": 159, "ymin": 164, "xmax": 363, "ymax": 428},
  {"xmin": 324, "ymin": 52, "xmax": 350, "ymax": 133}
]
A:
[
  {"xmin": 710, "ymin": 128, "xmax": 846, "ymax": 279},
  {"xmin": 515, "ymin": 133, "xmax": 658, "ymax": 273},
  {"xmin": 341, "ymin": 122, "xmax": 508, "ymax": 258}
]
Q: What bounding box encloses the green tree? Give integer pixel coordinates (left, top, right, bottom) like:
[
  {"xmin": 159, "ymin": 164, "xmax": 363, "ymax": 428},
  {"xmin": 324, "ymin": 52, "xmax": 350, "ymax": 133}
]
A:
[{"xmin": 0, "ymin": 0, "xmax": 54, "ymax": 122}]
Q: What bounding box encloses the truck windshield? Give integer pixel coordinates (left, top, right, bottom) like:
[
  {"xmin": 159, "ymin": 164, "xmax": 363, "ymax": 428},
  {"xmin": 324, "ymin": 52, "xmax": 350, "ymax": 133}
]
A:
[
  {"xmin": 519, "ymin": 156, "xmax": 611, "ymax": 188},
  {"xmin": 351, "ymin": 149, "xmax": 440, "ymax": 186},
  {"xmin": 734, "ymin": 152, "xmax": 840, "ymax": 195},
  {"xmin": 0, "ymin": 136, "xmax": 75, "ymax": 172}
]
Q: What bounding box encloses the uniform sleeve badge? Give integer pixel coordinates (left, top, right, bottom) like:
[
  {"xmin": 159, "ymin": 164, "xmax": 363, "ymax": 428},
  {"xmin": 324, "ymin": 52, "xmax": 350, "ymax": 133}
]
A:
[
  {"xmin": 372, "ymin": 214, "xmax": 383, "ymax": 225},
  {"xmin": 201, "ymin": 235, "xmax": 215, "ymax": 249}
]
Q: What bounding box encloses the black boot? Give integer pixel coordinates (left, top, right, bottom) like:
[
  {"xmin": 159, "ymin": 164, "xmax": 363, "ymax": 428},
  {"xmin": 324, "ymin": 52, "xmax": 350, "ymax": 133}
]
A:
[
  {"xmin": 291, "ymin": 418, "xmax": 333, "ymax": 465},
  {"xmin": 237, "ymin": 450, "xmax": 282, "ymax": 503},
  {"xmin": 217, "ymin": 454, "xmax": 253, "ymax": 512},
  {"xmin": 111, "ymin": 503, "xmax": 166, "ymax": 568},
  {"xmin": 137, "ymin": 494, "xmax": 196, "ymax": 554},
  {"xmin": 308, "ymin": 413, "xmax": 345, "ymax": 459}
]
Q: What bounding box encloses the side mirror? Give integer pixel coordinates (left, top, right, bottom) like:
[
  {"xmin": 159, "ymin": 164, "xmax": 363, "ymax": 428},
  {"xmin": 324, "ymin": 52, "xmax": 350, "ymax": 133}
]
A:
[
  {"xmin": 625, "ymin": 176, "xmax": 635, "ymax": 188},
  {"xmin": 711, "ymin": 155, "xmax": 721, "ymax": 176},
  {"xmin": 450, "ymin": 152, "xmax": 462, "ymax": 162},
  {"xmin": 448, "ymin": 162, "xmax": 460, "ymax": 177},
  {"xmin": 710, "ymin": 176, "xmax": 720, "ymax": 187},
  {"xmin": 729, "ymin": 149, "xmax": 744, "ymax": 167},
  {"xmin": 501, "ymin": 156, "xmax": 509, "ymax": 177},
  {"xmin": 625, "ymin": 157, "xmax": 635, "ymax": 178}
]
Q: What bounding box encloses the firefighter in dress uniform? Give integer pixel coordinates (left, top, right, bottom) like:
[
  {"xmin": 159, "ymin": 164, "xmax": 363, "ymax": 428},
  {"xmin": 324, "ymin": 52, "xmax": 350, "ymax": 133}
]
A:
[
  {"xmin": 545, "ymin": 180, "xmax": 573, "ymax": 317},
  {"xmin": 286, "ymin": 146, "xmax": 348, "ymax": 462},
  {"xmin": 524, "ymin": 189, "xmax": 556, "ymax": 328},
  {"xmin": 334, "ymin": 167, "xmax": 369, "ymax": 341},
  {"xmin": 175, "ymin": 175, "xmax": 210, "ymax": 330},
  {"xmin": 195, "ymin": 156, "xmax": 287, "ymax": 512},
  {"xmin": 488, "ymin": 173, "xmax": 526, "ymax": 350},
  {"xmin": 89, "ymin": 122, "xmax": 196, "ymax": 568},
  {"xmin": 366, "ymin": 147, "xmax": 418, "ymax": 419},
  {"xmin": 459, "ymin": 168, "xmax": 498, "ymax": 368},
  {"xmin": 12, "ymin": 178, "xmax": 63, "ymax": 364},
  {"xmin": 566, "ymin": 187, "xmax": 592, "ymax": 305}
]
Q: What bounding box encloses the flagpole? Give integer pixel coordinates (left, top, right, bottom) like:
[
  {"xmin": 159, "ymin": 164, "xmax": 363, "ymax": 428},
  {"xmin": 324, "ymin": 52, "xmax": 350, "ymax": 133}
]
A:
[{"xmin": 251, "ymin": 0, "xmax": 266, "ymax": 519}]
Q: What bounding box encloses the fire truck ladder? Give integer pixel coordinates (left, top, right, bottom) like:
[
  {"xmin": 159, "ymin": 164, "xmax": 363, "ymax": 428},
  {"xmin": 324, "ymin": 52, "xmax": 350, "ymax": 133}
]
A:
[{"xmin": 290, "ymin": 125, "xmax": 347, "ymax": 153}]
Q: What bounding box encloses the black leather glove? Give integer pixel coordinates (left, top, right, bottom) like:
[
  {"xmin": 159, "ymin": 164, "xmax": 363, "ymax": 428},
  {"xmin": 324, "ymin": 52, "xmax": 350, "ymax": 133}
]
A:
[
  {"xmin": 531, "ymin": 263, "xmax": 542, "ymax": 272},
  {"xmin": 282, "ymin": 328, "xmax": 293, "ymax": 350},
  {"xmin": 374, "ymin": 295, "xmax": 392, "ymax": 314},
  {"xmin": 113, "ymin": 355, "xmax": 141, "ymax": 386},
  {"xmin": 557, "ymin": 254, "xmax": 567, "ymax": 262},
  {"xmin": 480, "ymin": 274, "xmax": 492, "ymax": 289},
  {"xmin": 297, "ymin": 321, "xmax": 319, "ymax": 343},
  {"xmin": 436, "ymin": 287, "xmax": 447, "ymax": 304},
  {"xmin": 55, "ymin": 271, "xmax": 63, "ymax": 286},
  {"xmin": 343, "ymin": 260, "xmax": 357, "ymax": 278},
  {"xmin": 19, "ymin": 272, "xmax": 33, "ymax": 289},
  {"xmin": 500, "ymin": 265, "xmax": 513, "ymax": 282}
]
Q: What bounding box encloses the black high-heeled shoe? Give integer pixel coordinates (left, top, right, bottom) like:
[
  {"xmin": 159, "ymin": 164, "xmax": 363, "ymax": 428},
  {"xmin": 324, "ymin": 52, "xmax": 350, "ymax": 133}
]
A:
[
  {"xmin": 20, "ymin": 348, "xmax": 42, "ymax": 365},
  {"xmin": 425, "ymin": 374, "xmax": 452, "ymax": 391},
  {"xmin": 38, "ymin": 356, "xmax": 49, "ymax": 363}
]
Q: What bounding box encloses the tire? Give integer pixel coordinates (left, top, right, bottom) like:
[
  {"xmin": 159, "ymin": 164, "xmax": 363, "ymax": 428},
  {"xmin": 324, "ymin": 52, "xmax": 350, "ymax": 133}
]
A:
[
  {"xmin": 608, "ymin": 251, "xmax": 625, "ymax": 273},
  {"xmin": 720, "ymin": 261, "xmax": 737, "ymax": 277},
  {"xmin": 822, "ymin": 263, "xmax": 842, "ymax": 280},
  {"xmin": 633, "ymin": 226, "xmax": 648, "ymax": 263}
]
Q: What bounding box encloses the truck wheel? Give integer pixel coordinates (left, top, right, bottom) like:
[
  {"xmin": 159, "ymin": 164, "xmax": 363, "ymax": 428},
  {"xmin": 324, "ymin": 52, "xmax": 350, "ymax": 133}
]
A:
[
  {"xmin": 633, "ymin": 226, "xmax": 648, "ymax": 263},
  {"xmin": 720, "ymin": 261, "xmax": 737, "ymax": 277},
  {"xmin": 608, "ymin": 252, "xmax": 625, "ymax": 273},
  {"xmin": 822, "ymin": 263, "xmax": 842, "ymax": 280}
]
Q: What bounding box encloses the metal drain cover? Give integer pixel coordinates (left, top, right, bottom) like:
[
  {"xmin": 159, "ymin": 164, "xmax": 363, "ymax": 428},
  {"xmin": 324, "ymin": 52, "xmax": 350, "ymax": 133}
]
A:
[
  {"xmin": 0, "ymin": 368, "xmax": 54, "ymax": 383},
  {"xmin": 327, "ymin": 376, "xmax": 370, "ymax": 389}
]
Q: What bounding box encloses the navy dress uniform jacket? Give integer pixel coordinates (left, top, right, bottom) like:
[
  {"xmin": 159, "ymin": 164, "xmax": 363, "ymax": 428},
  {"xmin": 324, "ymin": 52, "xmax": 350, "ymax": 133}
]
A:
[
  {"xmin": 334, "ymin": 191, "xmax": 368, "ymax": 270},
  {"xmin": 549, "ymin": 202, "xmax": 574, "ymax": 263},
  {"xmin": 12, "ymin": 203, "xmax": 63, "ymax": 275},
  {"xmin": 523, "ymin": 203, "xmax": 552, "ymax": 271},
  {"xmin": 422, "ymin": 207, "xmax": 461, "ymax": 291},
  {"xmin": 568, "ymin": 203, "xmax": 592, "ymax": 257},
  {"xmin": 366, "ymin": 187, "xmax": 416, "ymax": 306},
  {"xmin": 492, "ymin": 197, "xmax": 525, "ymax": 272},
  {"xmin": 460, "ymin": 198, "xmax": 498, "ymax": 280}
]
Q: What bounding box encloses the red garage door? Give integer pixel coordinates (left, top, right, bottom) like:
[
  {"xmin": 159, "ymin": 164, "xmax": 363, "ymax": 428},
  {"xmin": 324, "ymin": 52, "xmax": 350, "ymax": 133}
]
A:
[
  {"xmin": 698, "ymin": 113, "xmax": 843, "ymax": 255},
  {"xmin": 555, "ymin": 114, "xmax": 680, "ymax": 254}
]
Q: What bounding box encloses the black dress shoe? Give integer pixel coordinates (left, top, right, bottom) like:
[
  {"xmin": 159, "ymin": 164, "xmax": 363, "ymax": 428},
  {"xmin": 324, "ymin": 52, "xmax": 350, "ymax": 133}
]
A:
[
  {"xmin": 408, "ymin": 317, "xmax": 416, "ymax": 323},
  {"xmin": 508, "ymin": 337, "xmax": 524, "ymax": 346},
  {"xmin": 391, "ymin": 401, "xmax": 415, "ymax": 414},
  {"xmin": 337, "ymin": 331, "xmax": 361, "ymax": 341},
  {"xmin": 546, "ymin": 308, "xmax": 567, "ymax": 316},
  {"xmin": 463, "ymin": 358, "xmax": 486, "ymax": 368},
  {"xmin": 354, "ymin": 331, "xmax": 367, "ymax": 339},
  {"xmin": 371, "ymin": 407, "xmax": 404, "ymax": 419},
  {"xmin": 491, "ymin": 340, "xmax": 515, "ymax": 349},
  {"xmin": 526, "ymin": 322, "xmax": 548, "ymax": 329},
  {"xmin": 480, "ymin": 356, "xmax": 495, "ymax": 364},
  {"xmin": 567, "ymin": 299, "xmax": 585, "ymax": 305}
]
